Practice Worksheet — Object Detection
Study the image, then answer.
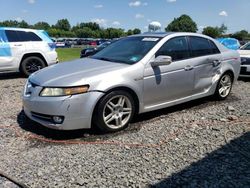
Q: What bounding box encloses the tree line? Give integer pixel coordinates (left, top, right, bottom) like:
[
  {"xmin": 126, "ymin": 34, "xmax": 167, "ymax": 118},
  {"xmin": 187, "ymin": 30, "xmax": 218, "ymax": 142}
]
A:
[
  {"xmin": 0, "ymin": 19, "xmax": 141, "ymax": 39},
  {"xmin": 0, "ymin": 16, "xmax": 249, "ymax": 40}
]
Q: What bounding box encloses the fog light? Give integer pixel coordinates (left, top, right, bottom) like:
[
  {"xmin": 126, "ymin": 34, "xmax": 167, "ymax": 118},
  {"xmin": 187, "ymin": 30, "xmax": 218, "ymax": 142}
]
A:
[{"xmin": 52, "ymin": 116, "xmax": 64, "ymax": 124}]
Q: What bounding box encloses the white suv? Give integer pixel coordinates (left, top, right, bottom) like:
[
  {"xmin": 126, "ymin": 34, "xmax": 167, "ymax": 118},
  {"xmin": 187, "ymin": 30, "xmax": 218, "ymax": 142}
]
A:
[{"xmin": 0, "ymin": 27, "xmax": 58, "ymax": 76}]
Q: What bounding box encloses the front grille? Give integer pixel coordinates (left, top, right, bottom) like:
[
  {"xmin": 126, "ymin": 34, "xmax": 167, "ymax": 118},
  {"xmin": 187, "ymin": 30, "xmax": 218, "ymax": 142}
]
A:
[
  {"xmin": 241, "ymin": 58, "xmax": 250, "ymax": 65},
  {"xmin": 240, "ymin": 67, "xmax": 250, "ymax": 75}
]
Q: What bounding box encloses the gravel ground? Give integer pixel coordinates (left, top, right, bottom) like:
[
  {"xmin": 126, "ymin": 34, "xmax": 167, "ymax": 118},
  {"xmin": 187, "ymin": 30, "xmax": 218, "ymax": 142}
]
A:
[{"xmin": 0, "ymin": 73, "xmax": 249, "ymax": 188}]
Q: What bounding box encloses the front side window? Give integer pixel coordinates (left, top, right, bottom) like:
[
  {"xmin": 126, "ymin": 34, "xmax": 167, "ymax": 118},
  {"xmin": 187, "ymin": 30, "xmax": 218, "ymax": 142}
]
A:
[
  {"xmin": 92, "ymin": 36, "xmax": 161, "ymax": 64},
  {"xmin": 189, "ymin": 36, "xmax": 212, "ymax": 57},
  {"xmin": 156, "ymin": 36, "xmax": 190, "ymax": 61},
  {"xmin": 242, "ymin": 44, "xmax": 250, "ymax": 50}
]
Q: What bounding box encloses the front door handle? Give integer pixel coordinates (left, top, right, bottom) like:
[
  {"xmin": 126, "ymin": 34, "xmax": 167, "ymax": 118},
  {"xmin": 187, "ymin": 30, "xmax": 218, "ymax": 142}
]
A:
[
  {"xmin": 213, "ymin": 60, "xmax": 222, "ymax": 67},
  {"xmin": 185, "ymin": 65, "xmax": 194, "ymax": 71}
]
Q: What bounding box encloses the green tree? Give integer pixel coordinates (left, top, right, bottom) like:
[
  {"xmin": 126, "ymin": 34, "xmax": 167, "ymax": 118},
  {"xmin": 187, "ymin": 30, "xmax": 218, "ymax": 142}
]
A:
[
  {"xmin": 165, "ymin": 14, "xmax": 198, "ymax": 33},
  {"xmin": 126, "ymin": 29, "xmax": 133, "ymax": 36},
  {"xmin": 133, "ymin": 28, "xmax": 141, "ymax": 34},
  {"xmin": 202, "ymin": 27, "xmax": 221, "ymax": 38},
  {"xmin": 231, "ymin": 30, "xmax": 249, "ymax": 40},
  {"xmin": 218, "ymin": 23, "xmax": 227, "ymax": 35},
  {"xmin": 33, "ymin": 22, "xmax": 50, "ymax": 30},
  {"xmin": 55, "ymin": 19, "xmax": 71, "ymax": 31}
]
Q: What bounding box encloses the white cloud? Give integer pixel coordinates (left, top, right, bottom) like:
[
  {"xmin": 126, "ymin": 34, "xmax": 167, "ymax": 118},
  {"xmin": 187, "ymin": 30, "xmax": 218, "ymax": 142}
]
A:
[
  {"xmin": 94, "ymin": 4, "xmax": 103, "ymax": 8},
  {"xmin": 28, "ymin": 0, "xmax": 35, "ymax": 4},
  {"xmin": 15, "ymin": 17, "xmax": 22, "ymax": 22},
  {"xmin": 219, "ymin": 11, "xmax": 228, "ymax": 17},
  {"xmin": 22, "ymin": 9, "xmax": 28, "ymax": 13},
  {"xmin": 129, "ymin": 1, "xmax": 148, "ymax": 7},
  {"xmin": 112, "ymin": 21, "xmax": 121, "ymax": 26},
  {"xmin": 167, "ymin": 0, "xmax": 176, "ymax": 3},
  {"xmin": 91, "ymin": 18, "xmax": 107, "ymax": 27},
  {"xmin": 135, "ymin": 13, "xmax": 144, "ymax": 19},
  {"xmin": 129, "ymin": 1, "xmax": 141, "ymax": 7}
]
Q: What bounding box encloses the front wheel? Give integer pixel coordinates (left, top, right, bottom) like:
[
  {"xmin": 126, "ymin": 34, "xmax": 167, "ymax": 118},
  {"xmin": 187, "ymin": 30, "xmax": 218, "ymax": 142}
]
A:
[
  {"xmin": 93, "ymin": 91, "xmax": 135, "ymax": 133},
  {"xmin": 214, "ymin": 73, "xmax": 233, "ymax": 100},
  {"xmin": 20, "ymin": 56, "xmax": 46, "ymax": 77}
]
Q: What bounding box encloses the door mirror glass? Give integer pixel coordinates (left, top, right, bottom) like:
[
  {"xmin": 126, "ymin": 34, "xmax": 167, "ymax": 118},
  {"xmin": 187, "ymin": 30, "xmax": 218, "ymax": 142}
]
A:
[{"xmin": 151, "ymin": 55, "xmax": 172, "ymax": 67}]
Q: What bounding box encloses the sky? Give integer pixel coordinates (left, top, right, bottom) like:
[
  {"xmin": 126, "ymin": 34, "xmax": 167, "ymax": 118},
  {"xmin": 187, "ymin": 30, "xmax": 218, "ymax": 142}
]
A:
[{"xmin": 1, "ymin": 0, "xmax": 250, "ymax": 33}]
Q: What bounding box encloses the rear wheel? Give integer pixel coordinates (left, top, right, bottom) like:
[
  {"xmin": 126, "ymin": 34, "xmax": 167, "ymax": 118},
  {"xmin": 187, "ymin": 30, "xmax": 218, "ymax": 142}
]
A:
[
  {"xmin": 93, "ymin": 91, "xmax": 135, "ymax": 133},
  {"xmin": 20, "ymin": 56, "xmax": 46, "ymax": 77},
  {"xmin": 214, "ymin": 73, "xmax": 233, "ymax": 100}
]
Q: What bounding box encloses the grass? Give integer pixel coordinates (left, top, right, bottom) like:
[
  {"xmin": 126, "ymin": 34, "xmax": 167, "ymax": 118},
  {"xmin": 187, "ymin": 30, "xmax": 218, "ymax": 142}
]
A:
[{"xmin": 56, "ymin": 48, "xmax": 82, "ymax": 62}]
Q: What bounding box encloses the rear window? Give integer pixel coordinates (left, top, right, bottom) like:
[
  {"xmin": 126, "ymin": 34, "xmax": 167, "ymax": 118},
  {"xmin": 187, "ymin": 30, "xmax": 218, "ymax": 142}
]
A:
[{"xmin": 5, "ymin": 30, "xmax": 42, "ymax": 42}]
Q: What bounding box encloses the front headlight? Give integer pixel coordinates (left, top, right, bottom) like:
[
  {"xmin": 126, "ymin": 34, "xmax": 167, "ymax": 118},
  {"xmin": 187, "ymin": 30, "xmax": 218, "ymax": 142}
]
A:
[{"xmin": 40, "ymin": 85, "xmax": 89, "ymax": 97}]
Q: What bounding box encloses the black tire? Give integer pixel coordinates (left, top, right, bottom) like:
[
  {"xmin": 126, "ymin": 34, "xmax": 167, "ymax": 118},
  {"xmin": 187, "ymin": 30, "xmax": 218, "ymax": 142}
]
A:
[
  {"xmin": 214, "ymin": 72, "xmax": 233, "ymax": 100},
  {"xmin": 20, "ymin": 56, "xmax": 46, "ymax": 77},
  {"xmin": 93, "ymin": 90, "xmax": 135, "ymax": 133}
]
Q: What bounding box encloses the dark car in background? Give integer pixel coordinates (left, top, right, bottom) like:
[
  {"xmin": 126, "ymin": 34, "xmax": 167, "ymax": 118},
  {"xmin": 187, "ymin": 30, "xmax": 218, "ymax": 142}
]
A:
[{"xmin": 80, "ymin": 41, "xmax": 112, "ymax": 58}]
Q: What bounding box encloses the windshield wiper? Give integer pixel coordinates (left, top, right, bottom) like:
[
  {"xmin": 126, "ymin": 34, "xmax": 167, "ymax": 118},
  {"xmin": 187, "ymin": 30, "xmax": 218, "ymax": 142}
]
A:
[
  {"xmin": 93, "ymin": 57, "xmax": 128, "ymax": 64},
  {"xmin": 94, "ymin": 57, "xmax": 114, "ymax": 62}
]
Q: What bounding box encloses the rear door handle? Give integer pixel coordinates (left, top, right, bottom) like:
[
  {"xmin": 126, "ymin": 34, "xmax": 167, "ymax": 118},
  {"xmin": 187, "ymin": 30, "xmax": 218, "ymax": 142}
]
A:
[
  {"xmin": 213, "ymin": 60, "xmax": 222, "ymax": 67},
  {"xmin": 185, "ymin": 65, "xmax": 194, "ymax": 71}
]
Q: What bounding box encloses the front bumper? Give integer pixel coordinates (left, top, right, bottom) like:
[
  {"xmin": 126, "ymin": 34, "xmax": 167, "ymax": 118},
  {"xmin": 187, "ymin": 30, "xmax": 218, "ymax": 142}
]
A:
[
  {"xmin": 240, "ymin": 65, "xmax": 250, "ymax": 77},
  {"xmin": 23, "ymin": 91, "xmax": 104, "ymax": 130}
]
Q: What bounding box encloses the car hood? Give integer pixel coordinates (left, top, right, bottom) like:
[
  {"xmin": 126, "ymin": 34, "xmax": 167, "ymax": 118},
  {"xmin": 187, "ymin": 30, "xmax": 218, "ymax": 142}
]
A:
[{"xmin": 29, "ymin": 58, "xmax": 129, "ymax": 87}]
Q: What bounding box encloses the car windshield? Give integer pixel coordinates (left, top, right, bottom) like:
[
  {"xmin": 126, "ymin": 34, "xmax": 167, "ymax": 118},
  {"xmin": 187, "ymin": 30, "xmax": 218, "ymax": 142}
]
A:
[{"xmin": 91, "ymin": 36, "xmax": 162, "ymax": 64}]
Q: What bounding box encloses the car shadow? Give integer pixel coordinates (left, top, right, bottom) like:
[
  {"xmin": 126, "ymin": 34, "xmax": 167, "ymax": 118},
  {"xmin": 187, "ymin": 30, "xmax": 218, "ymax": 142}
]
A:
[
  {"xmin": 150, "ymin": 131, "xmax": 250, "ymax": 188},
  {"xmin": 0, "ymin": 72, "xmax": 25, "ymax": 80},
  {"xmin": 17, "ymin": 95, "xmax": 240, "ymax": 142},
  {"xmin": 238, "ymin": 77, "xmax": 250, "ymax": 82}
]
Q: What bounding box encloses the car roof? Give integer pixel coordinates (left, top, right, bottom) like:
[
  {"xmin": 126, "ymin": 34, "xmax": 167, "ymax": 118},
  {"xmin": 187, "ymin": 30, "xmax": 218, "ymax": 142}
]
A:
[
  {"xmin": 0, "ymin": 27, "xmax": 43, "ymax": 32},
  {"xmin": 133, "ymin": 32, "xmax": 214, "ymax": 39}
]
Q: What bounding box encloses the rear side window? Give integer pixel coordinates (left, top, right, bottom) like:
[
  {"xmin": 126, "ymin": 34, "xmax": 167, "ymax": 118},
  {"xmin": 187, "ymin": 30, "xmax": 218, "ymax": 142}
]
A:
[
  {"xmin": 18, "ymin": 31, "xmax": 42, "ymax": 41},
  {"xmin": 5, "ymin": 30, "xmax": 20, "ymax": 42},
  {"xmin": 189, "ymin": 36, "xmax": 212, "ymax": 57},
  {"xmin": 156, "ymin": 36, "xmax": 190, "ymax": 61},
  {"xmin": 208, "ymin": 40, "xmax": 220, "ymax": 54},
  {"xmin": 5, "ymin": 30, "xmax": 42, "ymax": 42}
]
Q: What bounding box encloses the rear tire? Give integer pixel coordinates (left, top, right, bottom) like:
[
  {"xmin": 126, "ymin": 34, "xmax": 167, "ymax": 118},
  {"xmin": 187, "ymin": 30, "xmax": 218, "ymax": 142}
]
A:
[
  {"xmin": 93, "ymin": 90, "xmax": 135, "ymax": 133},
  {"xmin": 214, "ymin": 73, "xmax": 233, "ymax": 100},
  {"xmin": 20, "ymin": 56, "xmax": 46, "ymax": 77}
]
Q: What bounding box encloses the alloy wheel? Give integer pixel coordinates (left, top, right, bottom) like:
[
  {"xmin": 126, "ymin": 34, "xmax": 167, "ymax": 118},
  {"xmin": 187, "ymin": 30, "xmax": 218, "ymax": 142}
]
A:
[
  {"xmin": 102, "ymin": 95, "xmax": 132, "ymax": 129},
  {"xmin": 218, "ymin": 74, "xmax": 232, "ymax": 98}
]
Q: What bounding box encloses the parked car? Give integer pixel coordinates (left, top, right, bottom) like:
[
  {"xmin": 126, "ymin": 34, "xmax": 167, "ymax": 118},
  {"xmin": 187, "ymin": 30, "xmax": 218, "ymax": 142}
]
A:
[
  {"xmin": 217, "ymin": 38, "xmax": 240, "ymax": 50},
  {"xmin": 23, "ymin": 33, "xmax": 240, "ymax": 133},
  {"xmin": 0, "ymin": 27, "xmax": 58, "ymax": 76},
  {"xmin": 80, "ymin": 41, "xmax": 112, "ymax": 58},
  {"xmin": 238, "ymin": 42, "xmax": 250, "ymax": 77}
]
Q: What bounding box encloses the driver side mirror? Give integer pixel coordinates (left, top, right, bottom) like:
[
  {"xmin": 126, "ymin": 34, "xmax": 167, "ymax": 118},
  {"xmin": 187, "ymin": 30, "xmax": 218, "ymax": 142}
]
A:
[{"xmin": 151, "ymin": 55, "xmax": 172, "ymax": 67}]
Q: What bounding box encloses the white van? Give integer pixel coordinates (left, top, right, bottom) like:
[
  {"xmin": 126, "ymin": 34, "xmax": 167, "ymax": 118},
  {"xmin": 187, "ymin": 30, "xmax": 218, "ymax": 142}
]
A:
[{"xmin": 0, "ymin": 27, "xmax": 58, "ymax": 76}]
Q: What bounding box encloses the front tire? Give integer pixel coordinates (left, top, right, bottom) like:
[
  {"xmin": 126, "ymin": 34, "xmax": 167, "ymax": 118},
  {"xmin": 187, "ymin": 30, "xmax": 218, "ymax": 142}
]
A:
[
  {"xmin": 93, "ymin": 91, "xmax": 135, "ymax": 133},
  {"xmin": 214, "ymin": 73, "xmax": 233, "ymax": 100},
  {"xmin": 20, "ymin": 56, "xmax": 46, "ymax": 77}
]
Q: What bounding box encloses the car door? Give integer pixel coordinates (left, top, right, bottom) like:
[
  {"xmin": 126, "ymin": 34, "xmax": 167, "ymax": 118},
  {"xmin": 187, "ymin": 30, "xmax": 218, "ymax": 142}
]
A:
[
  {"xmin": 143, "ymin": 36, "xmax": 195, "ymax": 109},
  {"xmin": 0, "ymin": 29, "xmax": 13, "ymax": 71},
  {"xmin": 188, "ymin": 36, "xmax": 222, "ymax": 95},
  {"xmin": 4, "ymin": 30, "xmax": 25, "ymax": 70}
]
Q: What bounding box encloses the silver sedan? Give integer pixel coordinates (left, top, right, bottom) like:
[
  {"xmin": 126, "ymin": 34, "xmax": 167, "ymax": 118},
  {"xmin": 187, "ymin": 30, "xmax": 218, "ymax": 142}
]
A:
[{"xmin": 23, "ymin": 33, "xmax": 241, "ymax": 132}]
